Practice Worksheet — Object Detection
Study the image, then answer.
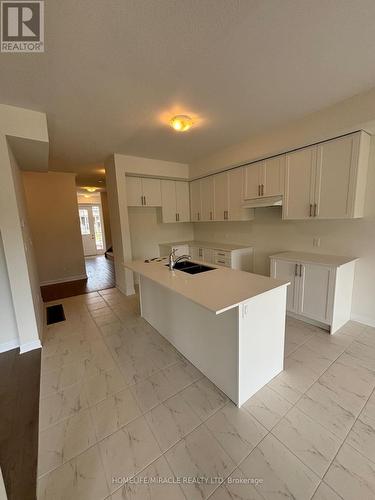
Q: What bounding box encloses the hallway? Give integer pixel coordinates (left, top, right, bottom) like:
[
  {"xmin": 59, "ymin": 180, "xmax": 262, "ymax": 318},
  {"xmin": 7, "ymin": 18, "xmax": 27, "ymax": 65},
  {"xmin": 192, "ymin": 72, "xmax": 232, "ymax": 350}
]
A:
[{"xmin": 41, "ymin": 256, "xmax": 115, "ymax": 302}]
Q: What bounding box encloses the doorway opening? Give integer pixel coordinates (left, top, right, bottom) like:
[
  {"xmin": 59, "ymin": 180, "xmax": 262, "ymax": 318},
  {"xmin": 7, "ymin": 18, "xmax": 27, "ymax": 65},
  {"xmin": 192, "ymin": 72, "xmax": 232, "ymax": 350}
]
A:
[{"xmin": 79, "ymin": 204, "xmax": 105, "ymax": 256}]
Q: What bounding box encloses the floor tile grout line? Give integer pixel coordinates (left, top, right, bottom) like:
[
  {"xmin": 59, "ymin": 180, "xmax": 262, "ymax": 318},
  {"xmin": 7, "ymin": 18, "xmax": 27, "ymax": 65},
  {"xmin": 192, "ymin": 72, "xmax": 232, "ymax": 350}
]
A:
[
  {"xmin": 290, "ymin": 347, "xmax": 375, "ymax": 439},
  {"xmin": 267, "ymin": 331, "xmax": 359, "ymax": 413},
  {"xmin": 320, "ymin": 383, "xmax": 375, "ymax": 488},
  {"xmin": 39, "ymin": 297, "xmax": 371, "ymax": 497},
  {"xmin": 235, "ymin": 335, "xmax": 370, "ymax": 497}
]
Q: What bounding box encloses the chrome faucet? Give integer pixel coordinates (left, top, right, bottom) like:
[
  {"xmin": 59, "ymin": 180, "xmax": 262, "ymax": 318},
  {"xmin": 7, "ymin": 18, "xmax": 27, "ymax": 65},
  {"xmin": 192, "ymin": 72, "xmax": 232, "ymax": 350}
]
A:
[{"xmin": 168, "ymin": 249, "xmax": 191, "ymax": 270}]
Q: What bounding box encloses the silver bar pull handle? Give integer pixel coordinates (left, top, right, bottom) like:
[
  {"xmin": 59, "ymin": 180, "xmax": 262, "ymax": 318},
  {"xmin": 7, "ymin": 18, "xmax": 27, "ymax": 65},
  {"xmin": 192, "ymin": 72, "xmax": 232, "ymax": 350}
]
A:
[
  {"xmin": 299, "ymin": 264, "xmax": 303, "ymax": 277},
  {"xmin": 295, "ymin": 263, "xmax": 298, "ymax": 276},
  {"xmin": 210, "ymin": 211, "xmax": 213, "ymax": 220},
  {"xmin": 309, "ymin": 204, "xmax": 313, "ymax": 217},
  {"xmin": 314, "ymin": 203, "xmax": 317, "ymax": 217}
]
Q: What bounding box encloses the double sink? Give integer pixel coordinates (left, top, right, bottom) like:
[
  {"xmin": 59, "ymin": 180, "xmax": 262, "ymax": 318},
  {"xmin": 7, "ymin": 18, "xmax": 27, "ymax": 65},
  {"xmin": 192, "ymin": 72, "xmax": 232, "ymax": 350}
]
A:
[{"xmin": 167, "ymin": 260, "xmax": 215, "ymax": 275}]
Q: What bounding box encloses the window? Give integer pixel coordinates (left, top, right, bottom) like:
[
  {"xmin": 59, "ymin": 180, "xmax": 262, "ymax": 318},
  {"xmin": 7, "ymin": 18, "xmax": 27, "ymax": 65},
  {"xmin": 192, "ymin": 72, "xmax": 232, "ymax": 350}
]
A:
[{"xmin": 79, "ymin": 208, "xmax": 90, "ymax": 235}]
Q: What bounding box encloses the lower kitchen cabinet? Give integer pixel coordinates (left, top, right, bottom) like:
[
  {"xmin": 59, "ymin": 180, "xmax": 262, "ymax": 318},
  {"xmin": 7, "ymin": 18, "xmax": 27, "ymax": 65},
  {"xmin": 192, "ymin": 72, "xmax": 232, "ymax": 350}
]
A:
[
  {"xmin": 159, "ymin": 242, "xmax": 254, "ymax": 272},
  {"xmin": 270, "ymin": 251, "xmax": 357, "ymax": 333}
]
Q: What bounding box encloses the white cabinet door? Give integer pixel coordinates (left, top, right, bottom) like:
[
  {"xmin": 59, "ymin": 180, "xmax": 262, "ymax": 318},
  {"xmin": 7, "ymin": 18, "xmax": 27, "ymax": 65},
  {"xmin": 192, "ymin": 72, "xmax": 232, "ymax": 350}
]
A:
[
  {"xmin": 298, "ymin": 263, "xmax": 334, "ymax": 323},
  {"xmin": 176, "ymin": 181, "xmax": 190, "ymax": 222},
  {"xmin": 142, "ymin": 178, "xmax": 161, "ymax": 206},
  {"xmin": 283, "ymin": 146, "xmax": 316, "ymax": 220},
  {"xmin": 315, "ymin": 135, "xmax": 355, "ymax": 219},
  {"xmin": 262, "ymin": 155, "xmax": 285, "ymax": 197},
  {"xmin": 190, "ymin": 180, "xmax": 201, "ymax": 221},
  {"xmin": 200, "ymin": 176, "xmax": 215, "ymax": 221},
  {"xmin": 190, "ymin": 246, "xmax": 200, "ymax": 260},
  {"xmin": 244, "ymin": 161, "xmax": 262, "ymax": 199},
  {"xmin": 228, "ymin": 167, "xmax": 247, "ymax": 220},
  {"xmin": 271, "ymin": 259, "xmax": 299, "ymax": 313},
  {"xmin": 214, "ymin": 172, "xmax": 229, "ymax": 221},
  {"xmin": 203, "ymin": 248, "xmax": 213, "ymax": 263},
  {"xmin": 126, "ymin": 177, "xmax": 143, "ymax": 206},
  {"xmin": 161, "ymin": 180, "xmax": 177, "ymax": 223}
]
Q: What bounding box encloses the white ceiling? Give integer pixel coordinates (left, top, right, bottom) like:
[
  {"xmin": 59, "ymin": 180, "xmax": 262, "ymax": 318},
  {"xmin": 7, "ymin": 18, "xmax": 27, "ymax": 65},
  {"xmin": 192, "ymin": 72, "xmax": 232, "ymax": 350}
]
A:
[{"xmin": 1, "ymin": 0, "xmax": 375, "ymax": 185}]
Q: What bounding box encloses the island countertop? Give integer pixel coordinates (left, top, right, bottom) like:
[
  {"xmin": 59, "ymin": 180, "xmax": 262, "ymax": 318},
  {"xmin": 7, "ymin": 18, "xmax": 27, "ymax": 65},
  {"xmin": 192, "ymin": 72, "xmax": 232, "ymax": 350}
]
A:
[{"xmin": 124, "ymin": 258, "xmax": 289, "ymax": 315}]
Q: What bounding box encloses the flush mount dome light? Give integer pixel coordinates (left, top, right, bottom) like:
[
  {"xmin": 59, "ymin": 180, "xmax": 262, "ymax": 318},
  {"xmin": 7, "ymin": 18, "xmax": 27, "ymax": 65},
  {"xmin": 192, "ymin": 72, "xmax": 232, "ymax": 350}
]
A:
[{"xmin": 170, "ymin": 115, "xmax": 193, "ymax": 132}]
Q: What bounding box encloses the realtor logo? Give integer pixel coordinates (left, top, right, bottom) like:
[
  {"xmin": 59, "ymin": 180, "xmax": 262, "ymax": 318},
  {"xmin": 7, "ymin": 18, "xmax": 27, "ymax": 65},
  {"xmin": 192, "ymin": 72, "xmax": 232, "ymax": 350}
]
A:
[{"xmin": 1, "ymin": 0, "xmax": 44, "ymax": 52}]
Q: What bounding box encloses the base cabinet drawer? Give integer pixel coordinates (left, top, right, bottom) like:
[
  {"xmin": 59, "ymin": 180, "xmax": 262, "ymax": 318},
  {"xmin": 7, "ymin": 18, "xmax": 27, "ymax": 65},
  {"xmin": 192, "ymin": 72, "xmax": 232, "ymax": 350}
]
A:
[{"xmin": 213, "ymin": 250, "xmax": 231, "ymax": 267}]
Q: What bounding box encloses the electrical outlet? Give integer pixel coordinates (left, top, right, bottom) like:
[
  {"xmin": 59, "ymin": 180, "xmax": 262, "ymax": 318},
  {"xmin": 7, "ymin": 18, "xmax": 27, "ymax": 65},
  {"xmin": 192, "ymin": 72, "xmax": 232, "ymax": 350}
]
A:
[{"xmin": 313, "ymin": 237, "xmax": 321, "ymax": 247}]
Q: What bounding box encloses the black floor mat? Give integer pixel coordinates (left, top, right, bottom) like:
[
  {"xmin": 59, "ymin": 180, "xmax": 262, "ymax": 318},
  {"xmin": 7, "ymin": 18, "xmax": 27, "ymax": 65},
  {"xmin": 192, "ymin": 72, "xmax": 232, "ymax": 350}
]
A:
[{"xmin": 46, "ymin": 304, "xmax": 66, "ymax": 325}]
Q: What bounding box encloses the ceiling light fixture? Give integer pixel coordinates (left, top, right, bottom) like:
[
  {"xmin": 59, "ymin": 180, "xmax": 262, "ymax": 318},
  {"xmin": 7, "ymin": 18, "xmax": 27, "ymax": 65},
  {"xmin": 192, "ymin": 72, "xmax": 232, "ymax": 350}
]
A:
[
  {"xmin": 84, "ymin": 187, "xmax": 97, "ymax": 193},
  {"xmin": 170, "ymin": 115, "xmax": 193, "ymax": 132}
]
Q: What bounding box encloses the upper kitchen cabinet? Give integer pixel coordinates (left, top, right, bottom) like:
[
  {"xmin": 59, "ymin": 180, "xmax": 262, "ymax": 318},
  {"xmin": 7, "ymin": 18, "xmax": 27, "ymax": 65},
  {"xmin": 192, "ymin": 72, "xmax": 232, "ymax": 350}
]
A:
[
  {"xmin": 213, "ymin": 169, "xmax": 254, "ymax": 221},
  {"xmin": 190, "ymin": 179, "xmax": 201, "ymax": 221},
  {"xmin": 126, "ymin": 176, "xmax": 161, "ymax": 207},
  {"xmin": 244, "ymin": 161, "xmax": 263, "ymax": 199},
  {"xmin": 283, "ymin": 131, "xmax": 370, "ymax": 220},
  {"xmin": 213, "ymin": 172, "xmax": 229, "ymax": 221},
  {"xmin": 314, "ymin": 132, "xmax": 370, "ymax": 219},
  {"xmin": 200, "ymin": 176, "xmax": 215, "ymax": 221},
  {"xmin": 244, "ymin": 156, "xmax": 285, "ymax": 200},
  {"xmin": 283, "ymin": 146, "xmax": 317, "ymax": 219},
  {"xmin": 263, "ymin": 156, "xmax": 285, "ymax": 197},
  {"xmin": 228, "ymin": 167, "xmax": 254, "ymax": 220},
  {"xmin": 161, "ymin": 180, "xmax": 190, "ymax": 222}
]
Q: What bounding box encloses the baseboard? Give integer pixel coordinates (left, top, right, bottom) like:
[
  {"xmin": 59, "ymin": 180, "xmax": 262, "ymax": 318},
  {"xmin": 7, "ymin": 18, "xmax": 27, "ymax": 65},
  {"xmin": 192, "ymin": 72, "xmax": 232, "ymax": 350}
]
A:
[
  {"xmin": 40, "ymin": 274, "xmax": 88, "ymax": 286},
  {"xmin": 0, "ymin": 338, "xmax": 20, "ymax": 353},
  {"xmin": 19, "ymin": 339, "xmax": 42, "ymax": 354},
  {"xmin": 351, "ymin": 314, "xmax": 375, "ymax": 328}
]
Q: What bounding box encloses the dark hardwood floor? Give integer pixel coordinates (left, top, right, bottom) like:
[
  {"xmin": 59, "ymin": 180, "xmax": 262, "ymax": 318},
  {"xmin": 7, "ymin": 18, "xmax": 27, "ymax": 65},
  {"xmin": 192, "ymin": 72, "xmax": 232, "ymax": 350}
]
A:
[
  {"xmin": 41, "ymin": 255, "xmax": 115, "ymax": 302},
  {"xmin": 0, "ymin": 348, "xmax": 41, "ymax": 500}
]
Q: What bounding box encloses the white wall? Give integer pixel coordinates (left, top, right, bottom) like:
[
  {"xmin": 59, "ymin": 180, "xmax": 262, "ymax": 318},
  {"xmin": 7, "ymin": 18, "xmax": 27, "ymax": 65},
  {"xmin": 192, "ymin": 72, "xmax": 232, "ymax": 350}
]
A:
[
  {"xmin": 128, "ymin": 206, "xmax": 193, "ymax": 259},
  {"xmin": 190, "ymin": 87, "xmax": 375, "ymax": 178},
  {"xmin": 190, "ymin": 91, "xmax": 375, "ymax": 327},
  {"xmin": 23, "ymin": 172, "xmax": 86, "ymax": 285},
  {"xmin": 0, "ymin": 232, "xmax": 18, "ymax": 351},
  {"xmin": 105, "ymin": 154, "xmax": 189, "ymax": 295},
  {"xmin": 0, "ymin": 104, "xmax": 48, "ymax": 352}
]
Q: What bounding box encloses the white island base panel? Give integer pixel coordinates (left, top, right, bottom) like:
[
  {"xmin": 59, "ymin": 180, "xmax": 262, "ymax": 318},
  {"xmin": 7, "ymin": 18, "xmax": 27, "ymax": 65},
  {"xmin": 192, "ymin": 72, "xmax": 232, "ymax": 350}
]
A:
[{"xmin": 139, "ymin": 275, "xmax": 287, "ymax": 407}]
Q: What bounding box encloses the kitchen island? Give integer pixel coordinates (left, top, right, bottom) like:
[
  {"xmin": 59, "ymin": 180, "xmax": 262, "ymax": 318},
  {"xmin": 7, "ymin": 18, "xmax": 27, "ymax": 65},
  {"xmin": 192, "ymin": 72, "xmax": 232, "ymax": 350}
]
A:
[{"xmin": 124, "ymin": 258, "xmax": 289, "ymax": 407}]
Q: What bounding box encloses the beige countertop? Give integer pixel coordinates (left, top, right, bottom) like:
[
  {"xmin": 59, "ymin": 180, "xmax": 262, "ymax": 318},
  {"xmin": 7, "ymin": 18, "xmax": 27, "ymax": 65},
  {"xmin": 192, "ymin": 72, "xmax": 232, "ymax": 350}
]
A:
[
  {"xmin": 124, "ymin": 258, "xmax": 288, "ymax": 315},
  {"xmin": 270, "ymin": 251, "xmax": 357, "ymax": 267},
  {"xmin": 159, "ymin": 240, "xmax": 253, "ymax": 252}
]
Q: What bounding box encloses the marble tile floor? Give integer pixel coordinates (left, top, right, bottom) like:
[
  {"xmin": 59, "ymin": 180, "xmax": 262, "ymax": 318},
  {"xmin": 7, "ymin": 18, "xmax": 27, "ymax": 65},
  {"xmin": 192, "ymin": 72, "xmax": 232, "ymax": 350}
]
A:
[{"xmin": 37, "ymin": 288, "xmax": 375, "ymax": 500}]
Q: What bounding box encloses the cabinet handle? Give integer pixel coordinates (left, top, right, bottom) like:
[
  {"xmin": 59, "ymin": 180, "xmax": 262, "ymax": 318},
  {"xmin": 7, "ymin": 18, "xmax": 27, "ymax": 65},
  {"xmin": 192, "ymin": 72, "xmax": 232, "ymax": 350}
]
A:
[
  {"xmin": 175, "ymin": 213, "xmax": 178, "ymax": 222},
  {"xmin": 261, "ymin": 184, "xmax": 265, "ymax": 196},
  {"xmin": 258, "ymin": 185, "xmax": 260, "ymax": 197},
  {"xmin": 197, "ymin": 212, "xmax": 200, "ymax": 221},
  {"xmin": 299, "ymin": 264, "xmax": 303, "ymax": 277},
  {"xmin": 314, "ymin": 203, "xmax": 317, "ymax": 217},
  {"xmin": 141, "ymin": 196, "xmax": 143, "ymax": 206},
  {"xmin": 309, "ymin": 204, "xmax": 313, "ymax": 217},
  {"xmin": 177, "ymin": 213, "xmax": 180, "ymax": 221},
  {"xmin": 295, "ymin": 263, "xmax": 298, "ymax": 276},
  {"xmin": 210, "ymin": 211, "xmax": 213, "ymax": 220},
  {"xmin": 144, "ymin": 195, "xmax": 147, "ymax": 205}
]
